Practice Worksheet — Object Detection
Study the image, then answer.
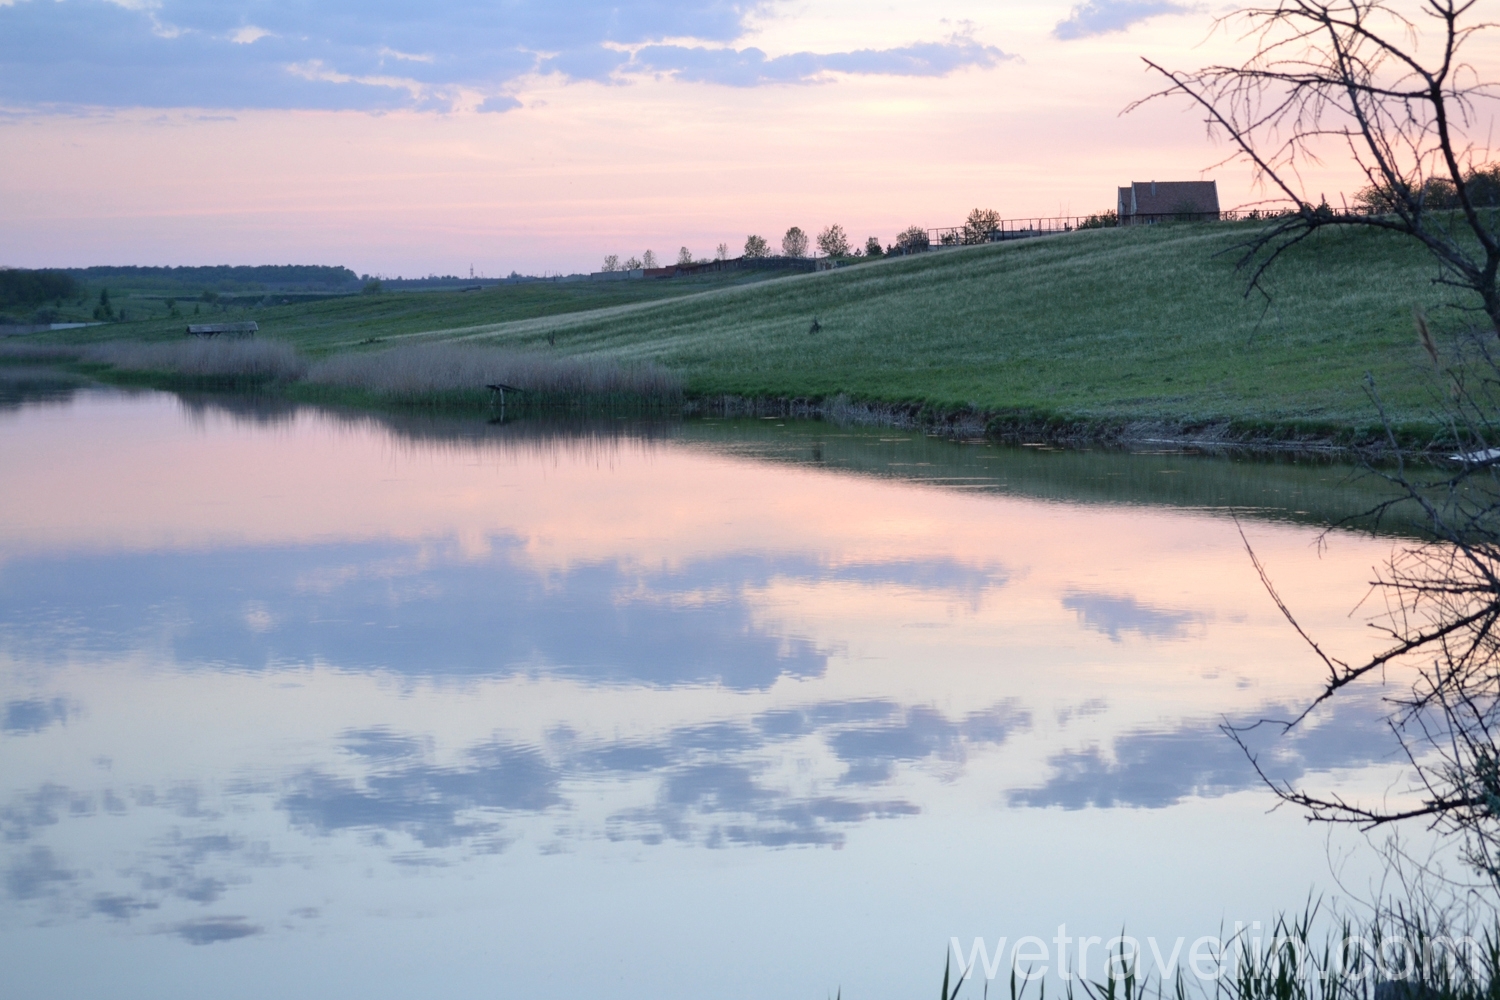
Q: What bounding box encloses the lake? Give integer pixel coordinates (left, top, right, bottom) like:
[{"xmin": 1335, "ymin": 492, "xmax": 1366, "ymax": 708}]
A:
[{"xmin": 0, "ymin": 385, "xmax": 1424, "ymax": 999}]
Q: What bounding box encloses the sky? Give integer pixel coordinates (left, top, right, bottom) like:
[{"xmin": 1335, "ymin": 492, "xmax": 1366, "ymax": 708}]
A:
[{"xmin": 0, "ymin": 0, "xmax": 1488, "ymax": 275}]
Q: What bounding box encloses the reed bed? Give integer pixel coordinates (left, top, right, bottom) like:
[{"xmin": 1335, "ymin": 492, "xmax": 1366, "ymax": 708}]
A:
[
  {"xmin": 82, "ymin": 339, "xmax": 307, "ymax": 382},
  {"xmin": 944, "ymin": 905, "xmax": 1500, "ymax": 1000},
  {"xmin": 302, "ymin": 343, "xmax": 682, "ymax": 407}
]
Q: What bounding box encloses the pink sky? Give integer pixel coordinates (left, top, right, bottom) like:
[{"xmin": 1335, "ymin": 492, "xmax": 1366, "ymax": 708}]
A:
[{"xmin": 2, "ymin": 0, "xmax": 1492, "ymax": 275}]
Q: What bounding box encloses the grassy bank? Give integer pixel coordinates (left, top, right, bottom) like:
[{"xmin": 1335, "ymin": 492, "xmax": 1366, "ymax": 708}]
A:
[{"xmin": 29, "ymin": 221, "xmax": 1465, "ymax": 441}]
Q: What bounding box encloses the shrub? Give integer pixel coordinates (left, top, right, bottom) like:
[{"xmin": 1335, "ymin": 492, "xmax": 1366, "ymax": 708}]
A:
[{"xmin": 1077, "ymin": 210, "xmax": 1118, "ymax": 229}]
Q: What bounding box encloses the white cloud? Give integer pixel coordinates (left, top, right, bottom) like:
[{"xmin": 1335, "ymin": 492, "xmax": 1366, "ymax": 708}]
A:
[
  {"xmin": 230, "ymin": 25, "xmax": 273, "ymax": 45},
  {"xmin": 378, "ymin": 47, "xmax": 434, "ymax": 64},
  {"xmin": 1053, "ymin": 0, "xmax": 1192, "ymax": 40},
  {"xmin": 0, "ymin": 0, "xmax": 1015, "ymax": 111}
]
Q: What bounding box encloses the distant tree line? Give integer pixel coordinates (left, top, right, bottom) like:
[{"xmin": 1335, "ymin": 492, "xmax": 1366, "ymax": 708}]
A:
[
  {"xmin": 601, "ymin": 209, "xmax": 1016, "ymax": 272},
  {"xmin": 0, "ymin": 268, "xmax": 80, "ymax": 312},
  {"xmin": 63, "ymin": 265, "xmax": 360, "ymax": 292},
  {"xmin": 1353, "ymin": 164, "xmax": 1500, "ymax": 215}
]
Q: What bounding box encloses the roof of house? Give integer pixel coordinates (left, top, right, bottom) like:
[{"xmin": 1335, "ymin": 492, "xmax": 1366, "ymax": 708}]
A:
[{"xmin": 1118, "ymin": 180, "xmax": 1220, "ymax": 216}]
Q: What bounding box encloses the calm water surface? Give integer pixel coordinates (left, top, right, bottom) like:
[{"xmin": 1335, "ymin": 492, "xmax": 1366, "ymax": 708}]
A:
[{"xmin": 0, "ymin": 388, "xmax": 1423, "ymax": 999}]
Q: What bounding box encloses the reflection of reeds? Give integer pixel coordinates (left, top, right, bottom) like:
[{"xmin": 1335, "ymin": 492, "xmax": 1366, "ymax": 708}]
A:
[
  {"xmin": 82, "ymin": 339, "xmax": 307, "ymax": 382},
  {"xmin": 0, "ymin": 343, "xmax": 84, "ymax": 363},
  {"xmin": 302, "ymin": 343, "xmax": 682, "ymax": 407}
]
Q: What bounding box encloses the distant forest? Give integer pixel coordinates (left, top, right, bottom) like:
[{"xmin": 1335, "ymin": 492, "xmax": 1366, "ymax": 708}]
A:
[
  {"xmin": 63, "ymin": 265, "xmax": 360, "ymax": 292},
  {"xmin": 0, "ymin": 268, "xmax": 80, "ymax": 310}
]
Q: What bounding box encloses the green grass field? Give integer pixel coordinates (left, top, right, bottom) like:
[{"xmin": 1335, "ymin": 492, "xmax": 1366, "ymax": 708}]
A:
[{"xmin": 36, "ymin": 220, "xmax": 1465, "ymax": 432}]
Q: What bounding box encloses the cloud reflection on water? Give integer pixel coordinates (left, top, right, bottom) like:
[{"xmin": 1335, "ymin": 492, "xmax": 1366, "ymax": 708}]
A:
[
  {"xmin": 2, "ymin": 697, "xmax": 70, "ymax": 734},
  {"xmin": 0, "ymin": 540, "xmax": 1005, "ymax": 689},
  {"xmin": 0, "ymin": 395, "xmax": 1418, "ymax": 970},
  {"xmin": 1061, "ymin": 590, "xmax": 1206, "ymax": 642},
  {"xmin": 1013, "ymin": 690, "xmax": 1397, "ymax": 809},
  {"xmin": 0, "ymin": 684, "xmax": 1406, "ymax": 940}
]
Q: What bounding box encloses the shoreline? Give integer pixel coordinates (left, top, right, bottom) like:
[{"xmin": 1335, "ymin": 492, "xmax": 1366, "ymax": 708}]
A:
[
  {"xmin": 684, "ymin": 393, "xmax": 1434, "ymax": 458},
  {"xmin": 13, "ymin": 361, "xmax": 1435, "ymax": 460}
]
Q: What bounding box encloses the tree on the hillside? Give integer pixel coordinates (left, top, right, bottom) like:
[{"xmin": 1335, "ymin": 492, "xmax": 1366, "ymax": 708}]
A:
[
  {"xmin": 782, "ymin": 227, "xmax": 809, "ymax": 258},
  {"xmin": 816, "ymin": 224, "xmax": 851, "ymax": 257},
  {"xmin": 865, "ymin": 236, "xmax": 884, "ymax": 257},
  {"xmin": 623, "ymin": 256, "xmax": 642, "ymax": 270},
  {"xmin": 962, "ymin": 208, "xmax": 1001, "ymax": 244},
  {"xmin": 677, "ymin": 247, "xmax": 694, "ymax": 266},
  {"xmin": 1141, "ymin": 0, "xmax": 1500, "ymax": 885},
  {"xmin": 601, "ymin": 254, "xmax": 620, "ymax": 272},
  {"xmin": 641, "ymin": 250, "xmax": 658, "ymax": 269},
  {"xmin": 1354, "ymin": 163, "xmax": 1500, "ymax": 213},
  {"xmin": 716, "ymin": 242, "xmax": 730, "ymax": 261},
  {"xmin": 1134, "ymin": 0, "xmax": 1500, "ymax": 329},
  {"xmin": 744, "ymin": 234, "xmax": 770, "ymax": 258},
  {"xmin": 894, "ymin": 225, "xmax": 929, "ymax": 254}
]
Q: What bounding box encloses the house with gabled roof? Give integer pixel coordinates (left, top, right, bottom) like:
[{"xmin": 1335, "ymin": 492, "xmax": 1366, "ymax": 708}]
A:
[{"xmin": 1117, "ymin": 180, "xmax": 1220, "ymax": 224}]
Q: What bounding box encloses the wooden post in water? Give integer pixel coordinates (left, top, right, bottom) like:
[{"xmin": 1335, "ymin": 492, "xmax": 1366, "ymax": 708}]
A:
[{"xmin": 486, "ymin": 383, "xmax": 522, "ymax": 416}]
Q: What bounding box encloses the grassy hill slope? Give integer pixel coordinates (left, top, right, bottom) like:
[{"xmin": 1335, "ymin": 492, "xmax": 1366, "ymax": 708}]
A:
[
  {"xmin": 43, "ymin": 221, "xmax": 1462, "ymax": 430},
  {"xmin": 439, "ymin": 223, "xmax": 1448, "ymax": 428},
  {"xmin": 43, "ymin": 267, "xmax": 788, "ymax": 350}
]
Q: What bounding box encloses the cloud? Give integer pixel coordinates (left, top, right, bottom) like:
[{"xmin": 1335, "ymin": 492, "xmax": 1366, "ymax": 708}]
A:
[
  {"xmin": 0, "ymin": 0, "xmax": 1010, "ymax": 111},
  {"xmin": 626, "ymin": 36, "xmax": 1013, "ymax": 87},
  {"xmin": 477, "ymin": 95, "xmax": 523, "ymax": 114},
  {"xmin": 1053, "ymin": 0, "xmax": 1192, "ymax": 39},
  {"xmin": 229, "ymin": 26, "xmax": 273, "ymax": 45}
]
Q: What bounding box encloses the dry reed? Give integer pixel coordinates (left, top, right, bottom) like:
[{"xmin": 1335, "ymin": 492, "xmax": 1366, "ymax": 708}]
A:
[
  {"xmin": 303, "ymin": 343, "xmax": 682, "ymax": 404},
  {"xmin": 82, "ymin": 339, "xmax": 307, "ymax": 381}
]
